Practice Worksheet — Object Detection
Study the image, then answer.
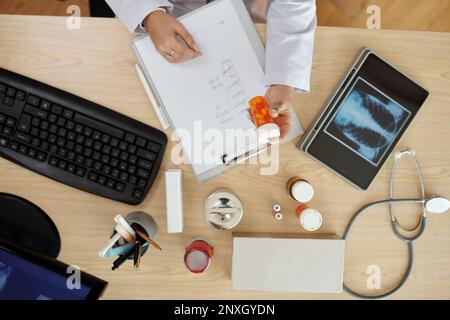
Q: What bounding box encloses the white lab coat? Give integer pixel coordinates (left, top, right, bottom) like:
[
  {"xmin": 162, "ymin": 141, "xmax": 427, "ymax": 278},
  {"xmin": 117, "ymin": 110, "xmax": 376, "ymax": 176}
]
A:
[{"xmin": 105, "ymin": 0, "xmax": 316, "ymax": 92}]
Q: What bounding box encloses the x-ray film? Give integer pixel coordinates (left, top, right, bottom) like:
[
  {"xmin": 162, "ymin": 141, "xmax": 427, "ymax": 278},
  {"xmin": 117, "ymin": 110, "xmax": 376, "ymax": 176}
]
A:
[{"xmin": 325, "ymin": 77, "xmax": 411, "ymax": 166}]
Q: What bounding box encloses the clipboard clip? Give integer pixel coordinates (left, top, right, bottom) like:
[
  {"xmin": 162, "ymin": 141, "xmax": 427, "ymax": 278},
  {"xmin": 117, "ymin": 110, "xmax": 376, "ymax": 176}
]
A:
[{"xmin": 222, "ymin": 142, "xmax": 271, "ymax": 166}]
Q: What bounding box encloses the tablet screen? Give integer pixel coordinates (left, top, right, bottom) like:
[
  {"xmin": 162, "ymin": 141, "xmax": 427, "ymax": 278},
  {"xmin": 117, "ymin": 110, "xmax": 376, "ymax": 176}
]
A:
[
  {"xmin": 303, "ymin": 51, "xmax": 429, "ymax": 190},
  {"xmin": 324, "ymin": 77, "xmax": 411, "ymax": 166}
]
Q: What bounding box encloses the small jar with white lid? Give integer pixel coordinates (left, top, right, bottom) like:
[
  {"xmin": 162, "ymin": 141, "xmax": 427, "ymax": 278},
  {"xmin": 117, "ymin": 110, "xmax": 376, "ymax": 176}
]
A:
[
  {"xmin": 286, "ymin": 177, "xmax": 314, "ymax": 203},
  {"xmin": 295, "ymin": 205, "xmax": 323, "ymax": 232}
]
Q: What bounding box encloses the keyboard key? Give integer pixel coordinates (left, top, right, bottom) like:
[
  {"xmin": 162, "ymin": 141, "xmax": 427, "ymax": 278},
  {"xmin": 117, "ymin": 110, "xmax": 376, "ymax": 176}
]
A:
[
  {"xmin": 58, "ymin": 161, "xmax": 67, "ymax": 170},
  {"xmin": 3, "ymin": 96, "xmax": 14, "ymax": 106},
  {"xmin": 24, "ymin": 105, "xmax": 47, "ymax": 119},
  {"xmin": 6, "ymin": 87, "xmax": 15, "ymax": 97},
  {"xmin": 119, "ymin": 141, "xmax": 127, "ymax": 151},
  {"xmin": 63, "ymin": 109, "xmax": 73, "ymax": 119},
  {"xmin": 27, "ymin": 148, "xmax": 37, "ymax": 158},
  {"xmin": 120, "ymin": 172, "xmax": 128, "ymax": 182},
  {"xmin": 102, "ymin": 165, "xmax": 111, "ymax": 175},
  {"xmin": 137, "ymin": 179, "xmax": 147, "ymax": 188},
  {"xmin": 18, "ymin": 114, "xmax": 31, "ymax": 132},
  {"xmin": 66, "ymin": 121, "xmax": 75, "ymax": 130},
  {"xmin": 83, "ymin": 127, "xmax": 93, "ymax": 137},
  {"xmin": 6, "ymin": 117, "xmax": 15, "ymax": 127},
  {"xmin": 19, "ymin": 145, "xmax": 28, "ymax": 154},
  {"xmin": 16, "ymin": 91, "xmax": 25, "ymax": 101},
  {"xmin": 97, "ymin": 176, "xmax": 106, "ymax": 185},
  {"xmin": 40, "ymin": 100, "xmax": 51, "ymax": 111},
  {"xmin": 68, "ymin": 164, "xmax": 76, "ymax": 174},
  {"xmin": 0, "ymin": 114, "xmax": 5, "ymax": 123},
  {"xmin": 85, "ymin": 158, "xmax": 94, "ymax": 168},
  {"xmin": 0, "ymin": 137, "xmax": 9, "ymax": 148},
  {"xmin": 88, "ymin": 171, "xmax": 98, "ymax": 182},
  {"xmin": 27, "ymin": 95, "xmax": 40, "ymax": 107},
  {"xmin": 74, "ymin": 124, "xmax": 84, "ymax": 134},
  {"xmin": 74, "ymin": 114, "xmax": 124, "ymax": 139},
  {"xmin": 3, "ymin": 127, "xmax": 12, "ymax": 136},
  {"xmin": 112, "ymin": 169, "xmax": 120, "ymax": 178},
  {"xmin": 14, "ymin": 132, "xmax": 31, "ymax": 144},
  {"xmin": 49, "ymin": 157, "xmax": 58, "ymax": 166},
  {"xmin": 138, "ymin": 159, "xmax": 153, "ymax": 171},
  {"xmin": 124, "ymin": 133, "xmax": 135, "ymax": 144},
  {"xmin": 76, "ymin": 167, "xmax": 86, "ymax": 177},
  {"xmin": 57, "ymin": 117, "xmax": 66, "ymax": 127},
  {"xmin": 30, "ymin": 127, "xmax": 39, "ymax": 137},
  {"xmin": 10, "ymin": 142, "xmax": 19, "ymax": 151},
  {"xmin": 136, "ymin": 137, "xmax": 146, "ymax": 148},
  {"xmin": 48, "ymin": 114, "xmax": 57, "ymax": 123},
  {"xmin": 129, "ymin": 155, "xmax": 138, "ymax": 165},
  {"xmin": 128, "ymin": 175, "xmax": 137, "ymax": 185},
  {"xmin": 120, "ymin": 152, "xmax": 128, "ymax": 161},
  {"xmin": 101, "ymin": 134, "xmax": 110, "ymax": 144},
  {"xmin": 127, "ymin": 165, "xmax": 136, "ymax": 175},
  {"xmin": 110, "ymin": 138, "xmax": 119, "ymax": 147},
  {"xmin": 106, "ymin": 179, "xmax": 115, "ymax": 189},
  {"xmin": 137, "ymin": 168, "xmax": 149, "ymax": 179},
  {"xmin": 51, "ymin": 104, "xmax": 62, "ymax": 115},
  {"xmin": 31, "ymin": 138, "xmax": 40, "ymax": 147},
  {"xmin": 115, "ymin": 182, "xmax": 125, "ymax": 193},
  {"xmin": 137, "ymin": 149, "xmax": 156, "ymax": 162},
  {"xmin": 31, "ymin": 117, "xmax": 40, "ymax": 127},
  {"xmin": 0, "ymin": 83, "xmax": 6, "ymax": 94},
  {"xmin": 37, "ymin": 152, "xmax": 47, "ymax": 162},
  {"xmin": 133, "ymin": 189, "xmax": 144, "ymax": 200},
  {"xmin": 40, "ymin": 121, "xmax": 49, "ymax": 130},
  {"xmin": 128, "ymin": 144, "xmax": 136, "ymax": 154},
  {"xmin": 94, "ymin": 162, "xmax": 102, "ymax": 171},
  {"xmin": 147, "ymin": 141, "xmax": 161, "ymax": 153}
]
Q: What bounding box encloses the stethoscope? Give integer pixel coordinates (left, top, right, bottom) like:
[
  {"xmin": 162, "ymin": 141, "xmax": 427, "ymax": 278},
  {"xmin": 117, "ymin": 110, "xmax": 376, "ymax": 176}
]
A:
[{"xmin": 342, "ymin": 150, "xmax": 450, "ymax": 299}]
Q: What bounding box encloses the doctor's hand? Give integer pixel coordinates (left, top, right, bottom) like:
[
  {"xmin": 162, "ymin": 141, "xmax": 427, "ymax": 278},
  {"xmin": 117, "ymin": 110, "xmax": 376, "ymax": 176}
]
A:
[
  {"xmin": 143, "ymin": 11, "xmax": 201, "ymax": 63},
  {"xmin": 265, "ymin": 85, "xmax": 294, "ymax": 141}
]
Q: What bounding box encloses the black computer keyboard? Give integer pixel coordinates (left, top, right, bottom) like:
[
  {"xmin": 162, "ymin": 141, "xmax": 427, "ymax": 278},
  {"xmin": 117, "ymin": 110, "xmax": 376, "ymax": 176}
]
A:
[{"xmin": 0, "ymin": 67, "xmax": 167, "ymax": 205}]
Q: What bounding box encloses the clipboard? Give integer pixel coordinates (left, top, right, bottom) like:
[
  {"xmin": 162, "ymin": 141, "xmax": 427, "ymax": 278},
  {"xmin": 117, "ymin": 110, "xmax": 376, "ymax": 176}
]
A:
[{"xmin": 133, "ymin": 0, "xmax": 303, "ymax": 182}]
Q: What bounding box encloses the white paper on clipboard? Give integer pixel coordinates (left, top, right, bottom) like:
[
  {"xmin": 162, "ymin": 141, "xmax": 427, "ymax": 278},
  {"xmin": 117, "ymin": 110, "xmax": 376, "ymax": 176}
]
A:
[{"xmin": 133, "ymin": 0, "xmax": 303, "ymax": 181}]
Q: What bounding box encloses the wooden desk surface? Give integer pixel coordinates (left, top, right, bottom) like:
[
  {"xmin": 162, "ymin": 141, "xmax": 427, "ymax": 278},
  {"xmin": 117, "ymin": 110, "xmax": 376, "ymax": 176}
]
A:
[{"xmin": 0, "ymin": 15, "xmax": 449, "ymax": 300}]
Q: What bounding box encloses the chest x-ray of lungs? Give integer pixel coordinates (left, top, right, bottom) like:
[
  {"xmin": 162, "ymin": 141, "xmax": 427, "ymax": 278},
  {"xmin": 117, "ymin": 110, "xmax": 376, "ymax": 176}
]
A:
[
  {"xmin": 325, "ymin": 77, "xmax": 411, "ymax": 166},
  {"xmin": 0, "ymin": 262, "xmax": 12, "ymax": 291}
]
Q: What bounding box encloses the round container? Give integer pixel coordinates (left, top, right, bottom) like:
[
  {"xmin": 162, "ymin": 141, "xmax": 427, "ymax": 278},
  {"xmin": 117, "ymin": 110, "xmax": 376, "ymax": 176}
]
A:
[
  {"xmin": 295, "ymin": 205, "xmax": 322, "ymax": 232},
  {"xmin": 184, "ymin": 238, "xmax": 213, "ymax": 274},
  {"xmin": 110, "ymin": 211, "xmax": 157, "ymax": 260},
  {"xmin": 287, "ymin": 177, "xmax": 314, "ymax": 203},
  {"xmin": 249, "ymin": 96, "xmax": 280, "ymax": 143},
  {"xmin": 203, "ymin": 189, "xmax": 243, "ymax": 230}
]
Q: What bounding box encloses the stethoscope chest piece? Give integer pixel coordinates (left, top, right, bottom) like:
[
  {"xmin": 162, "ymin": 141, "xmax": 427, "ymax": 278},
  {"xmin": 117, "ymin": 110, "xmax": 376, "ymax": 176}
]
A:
[{"xmin": 426, "ymin": 196, "xmax": 450, "ymax": 215}]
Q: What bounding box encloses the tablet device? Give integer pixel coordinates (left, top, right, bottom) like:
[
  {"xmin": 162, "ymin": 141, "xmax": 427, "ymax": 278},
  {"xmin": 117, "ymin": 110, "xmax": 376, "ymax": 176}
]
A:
[
  {"xmin": 0, "ymin": 239, "xmax": 107, "ymax": 300},
  {"xmin": 299, "ymin": 49, "xmax": 429, "ymax": 190}
]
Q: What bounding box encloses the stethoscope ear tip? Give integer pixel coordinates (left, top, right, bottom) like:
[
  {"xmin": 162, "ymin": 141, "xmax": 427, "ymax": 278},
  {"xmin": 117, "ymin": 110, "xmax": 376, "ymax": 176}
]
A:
[{"xmin": 426, "ymin": 196, "xmax": 450, "ymax": 215}]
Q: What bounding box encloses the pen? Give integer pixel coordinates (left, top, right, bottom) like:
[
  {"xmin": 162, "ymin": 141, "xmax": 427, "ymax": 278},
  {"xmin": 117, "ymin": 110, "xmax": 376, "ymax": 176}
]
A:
[
  {"xmin": 111, "ymin": 244, "xmax": 135, "ymax": 271},
  {"xmin": 131, "ymin": 224, "xmax": 162, "ymax": 251},
  {"xmin": 134, "ymin": 240, "xmax": 142, "ymax": 270}
]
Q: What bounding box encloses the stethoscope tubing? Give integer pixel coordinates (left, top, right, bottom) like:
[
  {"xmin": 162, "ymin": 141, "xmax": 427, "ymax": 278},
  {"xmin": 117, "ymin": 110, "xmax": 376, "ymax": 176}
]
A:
[{"xmin": 342, "ymin": 197, "xmax": 427, "ymax": 299}]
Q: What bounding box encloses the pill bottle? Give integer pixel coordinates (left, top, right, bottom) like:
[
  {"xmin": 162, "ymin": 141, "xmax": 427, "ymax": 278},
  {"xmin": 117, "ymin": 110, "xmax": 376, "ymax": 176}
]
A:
[
  {"xmin": 286, "ymin": 177, "xmax": 314, "ymax": 203},
  {"xmin": 248, "ymin": 96, "xmax": 280, "ymax": 143},
  {"xmin": 295, "ymin": 205, "xmax": 322, "ymax": 232},
  {"xmin": 184, "ymin": 238, "xmax": 213, "ymax": 274}
]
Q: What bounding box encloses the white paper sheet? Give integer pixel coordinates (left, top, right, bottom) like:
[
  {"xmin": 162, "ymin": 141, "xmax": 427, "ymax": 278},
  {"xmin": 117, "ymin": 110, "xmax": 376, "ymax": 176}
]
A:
[{"xmin": 134, "ymin": 0, "xmax": 266, "ymax": 176}]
